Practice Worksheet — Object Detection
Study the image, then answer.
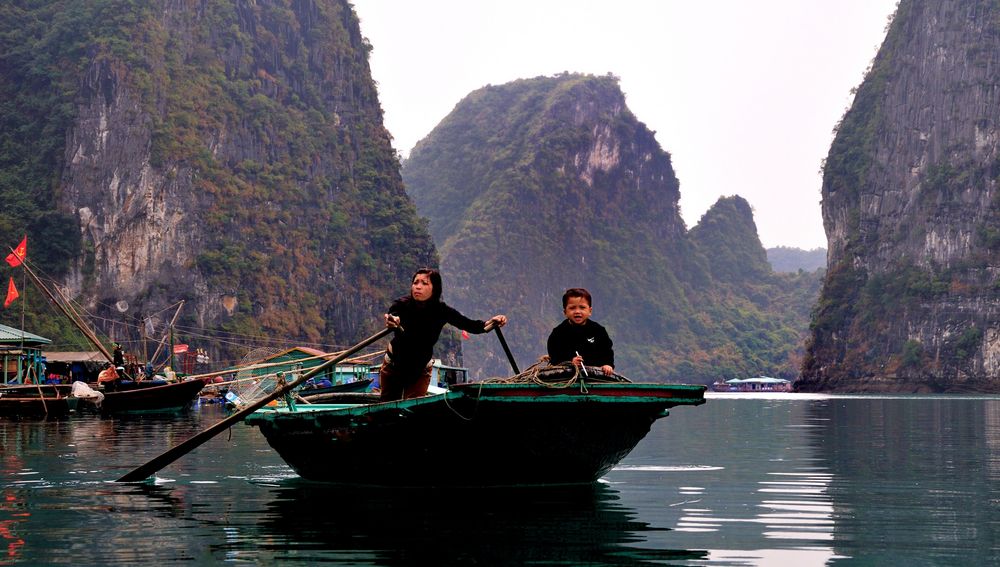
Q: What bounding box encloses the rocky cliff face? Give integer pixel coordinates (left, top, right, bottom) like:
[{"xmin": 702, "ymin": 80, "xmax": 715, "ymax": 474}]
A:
[
  {"xmin": 800, "ymin": 0, "xmax": 1000, "ymax": 392},
  {"xmin": 4, "ymin": 0, "xmax": 435, "ymax": 358},
  {"xmin": 404, "ymin": 75, "xmax": 689, "ymax": 378},
  {"xmin": 403, "ymin": 74, "xmax": 817, "ymax": 382},
  {"xmin": 62, "ymin": 55, "xmax": 197, "ymax": 303}
]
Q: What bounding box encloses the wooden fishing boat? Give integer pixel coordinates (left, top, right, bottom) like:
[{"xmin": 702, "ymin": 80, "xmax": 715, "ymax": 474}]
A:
[
  {"xmin": 244, "ymin": 380, "xmax": 706, "ymax": 486},
  {"xmin": 13, "ymin": 263, "xmax": 206, "ymax": 415},
  {"xmin": 81, "ymin": 378, "xmax": 206, "ymax": 414},
  {"xmin": 0, "ymin": 384, "xmax": 79, "ymax": 418}
]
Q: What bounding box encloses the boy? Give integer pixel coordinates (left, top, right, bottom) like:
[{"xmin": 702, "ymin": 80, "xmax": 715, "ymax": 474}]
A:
[{"xmin": 547, "ymin": 288, "xmax": 615, "ymax": 376}]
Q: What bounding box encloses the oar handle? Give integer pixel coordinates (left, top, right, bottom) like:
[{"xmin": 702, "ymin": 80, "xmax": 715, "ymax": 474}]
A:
[
  {"xmin": 116, "ymin": 327, "xmax": 394, "ymax": 482},
  {"xmin": 493, "ymin": 326, "xmax": 519, "ymax": 374}
]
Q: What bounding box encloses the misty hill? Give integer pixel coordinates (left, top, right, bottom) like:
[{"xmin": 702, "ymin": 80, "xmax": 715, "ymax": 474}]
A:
[
  {"xmin": 403, "ymin": 74, "xmax": 821, "ymax": 382},
  {"xmin": 0, "ymin": 0, "xmax": 434, "ymax": 360},
  {"xmin": 767, "ymin": 247, "xmax": 827, "ymax": 273},
  {"xmin": 800, "ymin": 0, "xmax": 1000, "ymax": 392}
]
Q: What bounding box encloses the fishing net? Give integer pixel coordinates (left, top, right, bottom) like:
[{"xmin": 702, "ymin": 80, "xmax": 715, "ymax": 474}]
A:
[{"xmin": 224, "ymin": 346, "xmax": 287, "ymax": 407}]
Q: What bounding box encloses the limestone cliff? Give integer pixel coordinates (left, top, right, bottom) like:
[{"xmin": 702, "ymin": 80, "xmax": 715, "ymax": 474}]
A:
[
  {"xmin": 800, "ymin": 0, "xmax": 1000, "ymax": 392},
  {"xmin": 403, "ymin": 74, "xmax": 817, "ymax": 382},
  {"xmin": 0, "ymin": 0, "xmax": 435, "ymax": 359},
  {"xmin": 404, "ymin": 74, "xmax": 690, "ymax": 378}
]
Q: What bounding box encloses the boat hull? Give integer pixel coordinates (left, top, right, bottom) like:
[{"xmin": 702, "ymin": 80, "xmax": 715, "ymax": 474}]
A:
[
  {"xmin": 89, "ymin": 379, "xmax": 206, "ymax": 413},
  {"xmin": 246, "ymin": 383, "xmax": 705, "ymax": 486},
  {"xmin": 0, "ymin": 384, "xmax": 79, "ymax": 418}
]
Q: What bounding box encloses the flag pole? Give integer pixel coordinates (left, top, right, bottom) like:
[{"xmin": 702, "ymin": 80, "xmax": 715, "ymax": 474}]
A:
[
  {"xmin": 18, "ymin": 259, "xmax": 115, "ymax": 364},
  {"xmin": 5, "ymin": 239, "xmax": 29, "ymax": 383},
  {"xmin": 19, "ymin": 261, "xmax": 27, "ymax": 382}
]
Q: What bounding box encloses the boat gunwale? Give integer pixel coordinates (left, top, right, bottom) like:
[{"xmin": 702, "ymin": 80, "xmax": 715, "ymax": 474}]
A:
[
  {"xmin": 245, "ymin": 382, "xmax": 706, "ymax": 424},
  {"xmin": 102, "ymin": 378, "xmax": 206, "ymax": 395},
  {"xmin": 451, "ymin": 382, "xmax": 705, "ymax": 403}
]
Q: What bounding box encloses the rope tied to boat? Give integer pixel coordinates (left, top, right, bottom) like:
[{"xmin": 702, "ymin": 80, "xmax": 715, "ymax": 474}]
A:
[
  {"xmin": 441, "ymin": 359, "xmax": 630, "ymax": 421},
  {"xmin": 483, "ymin": 357, "xmax": 631, "ymax": 391}
]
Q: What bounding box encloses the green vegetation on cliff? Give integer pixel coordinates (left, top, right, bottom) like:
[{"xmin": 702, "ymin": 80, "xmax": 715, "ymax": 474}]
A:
[
  {"xmin": 404, "ymin": 74, "xmax": 821, "ymax": 383},
  {"xmin": 0, "ymin": 1, "xmax": 436, "ymax": 360},
  {"xmin": 767, "ymin": 247, "xmax": 827, "ymax": 273},
  {"xmin": 0, "ymin": 2, "xmax": 96, "ymax": 276},
  {"xmin": 801, "ymin": 0, "xmax": 1000, "ymax": 392}
]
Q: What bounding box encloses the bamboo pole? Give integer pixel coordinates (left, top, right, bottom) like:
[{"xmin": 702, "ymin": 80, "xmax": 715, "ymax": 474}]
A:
[{"xmin": 20, "ymin": 261, "xmax": 114, "ymax": 364}]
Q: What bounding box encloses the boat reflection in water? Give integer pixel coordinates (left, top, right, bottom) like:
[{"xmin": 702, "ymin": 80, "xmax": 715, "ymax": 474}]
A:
[{"xmin": 251, "ymin": 480, "xmax": 709, "ymax": 566}]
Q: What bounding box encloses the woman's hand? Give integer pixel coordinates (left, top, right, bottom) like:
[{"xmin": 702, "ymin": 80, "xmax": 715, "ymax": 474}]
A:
[
  {"xmin": 600, "ymin": 365, "xmax": 614, "ymax": 376},
  {"xmin": 384, "ymin": 313, "xmax": 401, "ymax": 329},
  {"xmin": 486, "ymin": 315, "xmax": 507, "ymax": 329}
]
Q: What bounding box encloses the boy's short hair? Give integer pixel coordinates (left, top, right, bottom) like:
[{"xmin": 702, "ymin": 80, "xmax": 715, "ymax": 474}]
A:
[{"xmin": 562, "ymin": 287, "xmax": 592, "ymax": 308}]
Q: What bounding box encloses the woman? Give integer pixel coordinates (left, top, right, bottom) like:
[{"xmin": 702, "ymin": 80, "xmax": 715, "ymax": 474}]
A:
[{"xmin": 380, "ymin": 268, "xmax": 507, "ymax": 400}]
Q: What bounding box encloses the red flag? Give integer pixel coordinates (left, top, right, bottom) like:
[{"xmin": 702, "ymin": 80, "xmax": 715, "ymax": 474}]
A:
[
  {"xmin": 5, "ymin": 236, "xmax": 26, "ymax": 267},
  {"xmin": 173, "ymin": 344, "xmax": 189, "ymax": 354},
  {"xmin": 461, "ymin": 330, "xmax": 470, "ymax": 340},
  {"xmin": 4, "ymin": 277, "xmax": 18, "ymax": 308}
]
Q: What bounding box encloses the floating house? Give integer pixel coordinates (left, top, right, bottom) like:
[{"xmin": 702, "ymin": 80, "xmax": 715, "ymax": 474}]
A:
[
  {"xmin": 711, "ymin": 376, "xmax": 793, "ymax": 392},
  {"xmin": 0, "ymin": 324, "xmax": 51, "ymax": 384},
  {"xmin": 41, "ymin": 351, "xmax": 105, "ymax": 382},
  {"xmin": 239, "ymin": 346, "xmax": 373, "ymax": 386}
]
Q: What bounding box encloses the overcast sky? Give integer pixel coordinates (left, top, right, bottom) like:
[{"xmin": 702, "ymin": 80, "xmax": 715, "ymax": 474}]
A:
[{"xmin": 351, "ymin": 1, "xmax": 898, "ymax": 250}]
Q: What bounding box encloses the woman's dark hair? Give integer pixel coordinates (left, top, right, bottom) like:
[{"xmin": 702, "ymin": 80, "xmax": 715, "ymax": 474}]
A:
[
  {"xmin": 413, "ymin": 268, "xmax": 443, "ymax": 302},
  {"xmin": 562, "ymin": 287, "xmax": 592, "ymax": 308}
]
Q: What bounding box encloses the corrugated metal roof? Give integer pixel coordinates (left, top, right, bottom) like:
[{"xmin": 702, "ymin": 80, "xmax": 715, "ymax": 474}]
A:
[
  {"xmin": 43, "ymin": 351, "xmax": 104, "ymax": 362},
  {"xmin": 0, "ymin": 324, "xmax": 51, "ymax": 345}
]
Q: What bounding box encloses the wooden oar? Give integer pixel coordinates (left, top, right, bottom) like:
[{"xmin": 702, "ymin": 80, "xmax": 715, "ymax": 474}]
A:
[
  {"xmin": 493, "ymin": 326, "xmax": 520, "ymax": 374},
  {"xmin": 116, "ymin": 327, "xmax": 394, "ymax": 482}
]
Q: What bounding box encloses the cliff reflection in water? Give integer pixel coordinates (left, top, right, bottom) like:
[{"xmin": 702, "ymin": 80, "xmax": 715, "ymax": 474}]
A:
[
  {"xmin": 617, "ymin": 395, "xmax": 843, "ymax": 564},
  {"xmin": 245, "ymin": 481, "xmax": 707, "ymax": 565},
  {"xmin": 804, "ymin": 396, "xmax": 1000, "ymax": 563},
  {"xmin": 8, "ymin": 397, "xmax": 1000, "ymax": 564}
]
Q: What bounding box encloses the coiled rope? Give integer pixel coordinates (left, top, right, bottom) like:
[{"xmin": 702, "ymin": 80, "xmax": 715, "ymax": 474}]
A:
[
  {"xmin": 483, "ymin": 357, "xmax": 631, "ymax": 391},
  {"xmin": 444, "ymin": 358, "xmax": 632, "ymax": 420}
]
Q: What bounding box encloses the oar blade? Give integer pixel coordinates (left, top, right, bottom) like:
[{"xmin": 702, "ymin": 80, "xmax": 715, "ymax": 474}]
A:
[{"xmin": 116, "ymin": 327, "xmax": 392, "ymax": 482}]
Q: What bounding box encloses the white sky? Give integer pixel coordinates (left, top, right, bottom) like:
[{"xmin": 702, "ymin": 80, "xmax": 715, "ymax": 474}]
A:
[{"xmin": 351, "ymin": 1, "xmax": 898, "ymax": 250}]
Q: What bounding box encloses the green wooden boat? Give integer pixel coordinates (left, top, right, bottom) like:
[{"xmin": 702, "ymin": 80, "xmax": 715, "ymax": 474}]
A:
[
  {"xmin": 244, "ymin": 380, "xmax": 706, "ymax": 486},
  {"xmin": 0, "ymin": 384, "xmax": 79, "ymax": 418}
]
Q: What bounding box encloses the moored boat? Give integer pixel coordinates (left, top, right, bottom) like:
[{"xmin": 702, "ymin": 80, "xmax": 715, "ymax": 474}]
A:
[
  {"xmin": 0, "ymin": 384, "xmax": 79, "ymax": 418},
  {"xmin": 80, "ymin": 378, "xmax": 206, "ymax": 413},
  {"xmin": 245, "ymin": 378, "xmax": 706, "ymax": 486}
]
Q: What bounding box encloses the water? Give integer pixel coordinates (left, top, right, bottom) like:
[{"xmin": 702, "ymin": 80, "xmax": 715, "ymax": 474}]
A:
[{"xmin": 3, "ymin": 393, "xmax": 1000, "ymax": 565}]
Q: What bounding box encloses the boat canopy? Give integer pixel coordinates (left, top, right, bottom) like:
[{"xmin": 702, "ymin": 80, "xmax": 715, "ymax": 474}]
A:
[{"xmin": 724, "ymin": 376, "xmax": 791, "ymax": 385}]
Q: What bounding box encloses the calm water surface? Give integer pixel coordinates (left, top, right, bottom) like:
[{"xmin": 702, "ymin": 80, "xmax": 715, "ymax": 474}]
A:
[{"xmin": 2, "ymin": 393, "xmax": 1000, "ymax": 565}]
